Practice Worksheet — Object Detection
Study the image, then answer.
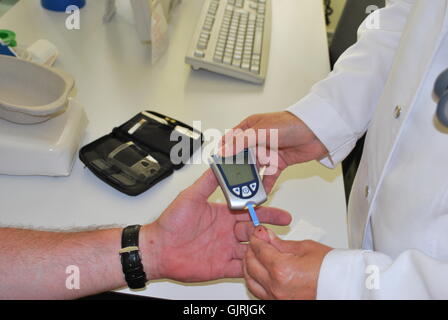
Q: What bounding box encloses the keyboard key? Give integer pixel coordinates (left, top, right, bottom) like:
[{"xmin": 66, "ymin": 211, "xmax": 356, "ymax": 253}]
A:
[
  {"xmin": 197, "ymin": 40, "xmax": 208, "ymax": 49},
  {"xmin": 194, "ymin": 51, "xmax": 205, "ymax": 58},
  {"xmin": 223, "ymin": 56, "xmax": 232, "ymax": 65},
  {"xmin": 253, "ymin": 28, "xmax": 263, "ymax": 56},
  {"xmin": 250, "ymin": 64, "xmax": 260, "ymax": 74},
  {"xmin": 200, "ymin": 35, "xmax": 210, "ymax": 42}
]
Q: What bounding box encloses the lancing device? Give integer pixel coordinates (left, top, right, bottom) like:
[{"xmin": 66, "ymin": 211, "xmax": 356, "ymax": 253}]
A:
[{"xmin": 210, "ymin": 148, "xmax": 267, "ymax": 226}]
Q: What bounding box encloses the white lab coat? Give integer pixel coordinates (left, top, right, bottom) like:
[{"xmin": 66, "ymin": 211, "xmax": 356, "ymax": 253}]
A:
[{"xmin": 288, "ymin": 0, "xmax": 448, "ymax": 299}]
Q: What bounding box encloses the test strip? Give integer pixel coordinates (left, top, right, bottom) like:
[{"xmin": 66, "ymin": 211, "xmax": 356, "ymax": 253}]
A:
[
  {"xmin": 145, "ymin": 154, "xmax": 159, "ymax": 164},
  {"xmin": 247, "ymin": 203, "xmax": 260, "ymax": 227},
  {"xmin": 128, "ymin": 118, "xmax": 147, "ymax": 134},
  {"xmin": 142, "ymin": 111, "xmax": 169, "ymax": 125},
  {"xmin": 174, "ymin": 125, "xmax": 201, "ymax": 140}
]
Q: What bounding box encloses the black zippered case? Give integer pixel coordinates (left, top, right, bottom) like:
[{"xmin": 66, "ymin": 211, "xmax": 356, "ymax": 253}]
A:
[{"xmin": 79, "ymin": 111, "xmax": 204, "ymax": 196}]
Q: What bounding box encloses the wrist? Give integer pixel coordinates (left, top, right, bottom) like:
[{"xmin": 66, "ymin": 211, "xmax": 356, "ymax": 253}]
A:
[
  {"xmin": 139, "ymin": 223, "xmax": 165, "ymax": 280},
  {"xmin": 285, "ymin": 111, "xmax": 329, "ymax": 157},
  {"xmin": 285, "ymin": 111, "xmax": 315, "ymax": 141}
]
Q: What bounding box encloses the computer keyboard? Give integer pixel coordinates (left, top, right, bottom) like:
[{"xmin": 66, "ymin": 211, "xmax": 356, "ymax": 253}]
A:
[{"xmin": 185, "ymin": 0, "xmax": 271, "ymax": 84}]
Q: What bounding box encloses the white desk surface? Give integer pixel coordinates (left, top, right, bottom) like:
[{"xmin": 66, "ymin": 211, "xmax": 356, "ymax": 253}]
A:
[{"xmin": 0, "ymin": 0, "xmax": 348, "ymax": 299}]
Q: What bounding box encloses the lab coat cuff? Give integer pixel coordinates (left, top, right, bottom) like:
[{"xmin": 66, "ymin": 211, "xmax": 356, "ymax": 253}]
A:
[
  {"xmin": 316, "ymin": 249, "xmax": 367, "ymax": 300},
  {"xmin": 287, "ymin": 94, "xmax": 358, "ymax": 169}
]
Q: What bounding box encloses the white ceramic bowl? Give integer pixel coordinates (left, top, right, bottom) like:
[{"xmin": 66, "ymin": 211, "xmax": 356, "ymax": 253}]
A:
[{"xmin": 0, "ymin": 55, "xmax": 74, "ymax": 124}]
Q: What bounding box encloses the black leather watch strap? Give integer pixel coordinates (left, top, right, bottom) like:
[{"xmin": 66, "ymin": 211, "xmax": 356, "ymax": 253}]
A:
[{"xmin": 119, "ymin": 225, "xmax": 148, "ymax": 290}]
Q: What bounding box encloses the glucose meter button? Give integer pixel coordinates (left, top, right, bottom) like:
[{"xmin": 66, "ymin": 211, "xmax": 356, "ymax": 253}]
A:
[
  {"xmin": 242, "ymin": 186, "xmax": 252, "ymax": 198},
  {"xmin": 250, "ymin": 183, "xmax": 257, "ymax": 192},
  {"xmin": 232, "ymin": 187, "xmax": 241, "ymax": 196}
]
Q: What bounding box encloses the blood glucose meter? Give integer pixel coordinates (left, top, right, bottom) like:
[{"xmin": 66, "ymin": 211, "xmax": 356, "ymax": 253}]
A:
[{"xmin": 210, "ymin": 148, "xmax": 267, "ymax": 211}]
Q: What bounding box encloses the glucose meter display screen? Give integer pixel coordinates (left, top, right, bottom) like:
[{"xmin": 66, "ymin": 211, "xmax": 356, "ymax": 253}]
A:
[{"xmin": 220, "ymin": 163, "xmax": 255, "ymax": 186}]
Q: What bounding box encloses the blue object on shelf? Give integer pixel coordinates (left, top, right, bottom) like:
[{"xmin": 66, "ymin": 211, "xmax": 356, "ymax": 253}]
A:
[{"xmin": 41, "ymin": 0, "xmax": 86, "ymax": 12}]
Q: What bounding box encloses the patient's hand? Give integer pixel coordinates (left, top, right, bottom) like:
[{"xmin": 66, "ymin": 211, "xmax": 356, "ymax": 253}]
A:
[{"xmin": 142, "ymin": 169, "xmax": 292, "ymax": 282}]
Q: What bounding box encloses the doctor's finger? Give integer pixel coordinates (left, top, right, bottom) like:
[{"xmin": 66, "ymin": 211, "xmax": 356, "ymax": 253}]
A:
[
  {"xmin": 245, "ymin": 247, "xmax": 272, "ymax": 290},
  {"xmin": 221, "ymin": 124, "xmax": 280, "ymax": 157},
  {"xmin": 232, "ymin": 113, "xmax": 262, "ymax": 132},
  {"xmin": 234, "ymin": 221, "xmax": 276, "ymax": 243},
  {"xmin": 219, "ymin": 129, "xmax": 259, "ymax": 157},
  {"xmin": 250, "ymin": 235, "xmax": 283, "ymax": 269},
  {"xmin": 243, "ymin": 258, "xmax": 270, "ymax": 300},
  {"xmin": 218, "ymin": 128, "xmax": 242, "ymax": 157},
  {"xmin": 261, "ymin": 169, "xmax": 282, "ymax": 194}
]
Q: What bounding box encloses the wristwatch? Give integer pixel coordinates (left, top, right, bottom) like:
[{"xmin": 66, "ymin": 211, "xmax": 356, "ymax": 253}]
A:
[{"xmin": 119, "ymin": 225, "xmax": 148, "ymax": 290}]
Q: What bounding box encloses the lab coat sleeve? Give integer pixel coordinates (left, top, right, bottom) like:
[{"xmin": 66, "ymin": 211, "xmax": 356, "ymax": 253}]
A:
[
  {"xmin": 316, "ymin": 249, "xmax": 448, "ymax": 299},
  {"xmin": 287, "ymin": 0, "xmax": 415, "ymax": 168}
]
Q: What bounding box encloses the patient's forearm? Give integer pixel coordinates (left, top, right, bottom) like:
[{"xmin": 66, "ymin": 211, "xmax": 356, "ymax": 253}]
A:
[{"xmin": 0, "ymin": 227, "xmax": 126, "ymax": 299}]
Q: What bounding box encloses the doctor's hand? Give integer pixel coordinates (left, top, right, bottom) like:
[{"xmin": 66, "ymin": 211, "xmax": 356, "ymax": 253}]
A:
[
  {"xmin": 221, "ymin": 112, "xmax": 328, "ymax": 192},
  {"xmin": 141, "ymin": 170, "xmax": 292, "ymax": 283},
  {"xmin": 243, "ymin": 226, "xmax": 332, "ymax": 300}
]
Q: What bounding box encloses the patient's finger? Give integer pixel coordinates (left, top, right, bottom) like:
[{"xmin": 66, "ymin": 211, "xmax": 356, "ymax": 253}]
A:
[
  {"xmin": 235, "ymin": 206, "xmax": 292, "ymax": 226},
  {"xmin": 234, "ymin": 221, "xmax": 255, "ymax": 242}
]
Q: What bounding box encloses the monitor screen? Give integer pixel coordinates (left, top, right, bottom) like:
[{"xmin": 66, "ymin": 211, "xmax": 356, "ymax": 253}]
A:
[{"xmin": 220, "ymin": 163, "xmax": 255, "ymax": 186}]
